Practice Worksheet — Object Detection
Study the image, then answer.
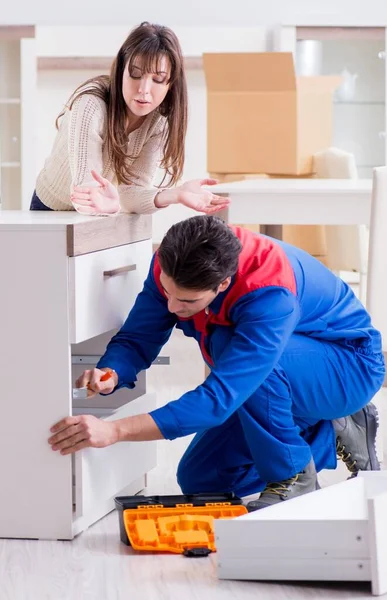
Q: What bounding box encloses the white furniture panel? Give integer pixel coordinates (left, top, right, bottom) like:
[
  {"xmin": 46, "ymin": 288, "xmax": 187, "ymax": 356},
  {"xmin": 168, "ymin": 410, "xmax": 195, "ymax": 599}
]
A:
[
  {"xmin": 75, "ymin": 393, "xmax": 157, "ymax": 528},
  {"xmin": 216, "ymin": 473, "xmax": 387, "ymax": 596},
  {"xmin": 0, "ymin": 212, "xmax": 155, "ymax": 540},
  {"xmin": 367, "ymin": 166, "xmax": 387, "ymax": 347},
  {"xmin": 69, "ymin": 239, "xmax": 151, "ymax": 344}
]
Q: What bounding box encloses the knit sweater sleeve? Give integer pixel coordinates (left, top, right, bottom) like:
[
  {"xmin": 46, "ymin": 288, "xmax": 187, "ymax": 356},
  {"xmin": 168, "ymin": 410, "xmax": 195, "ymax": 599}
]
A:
[
  {"xmin": 68, "ymin": 96, "xmax": 165, "ymax": 214},
  {"xmin": 117, "ymin": 120, "xmax": 165, "ymax": 215},
  {"xmin": 67, "ymin": 93, "xmax": 106, "ymax": 190}
]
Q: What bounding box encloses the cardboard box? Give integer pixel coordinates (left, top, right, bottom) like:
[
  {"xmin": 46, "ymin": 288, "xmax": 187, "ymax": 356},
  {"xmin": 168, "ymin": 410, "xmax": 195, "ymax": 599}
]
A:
[
  {"xmin": 282, "ymin": 224, "xmax": 327, "ymax": 257},
  {"xmin": 210, "ymin": 173, "xmax": 269, "ymax": 184},
  {"xmin": 203, "ymin": 53, "xmax": 341, "ymax": 175},
  {"xmin": 210, "ymin": 173, "xmax": 315, "ymax": 183}
]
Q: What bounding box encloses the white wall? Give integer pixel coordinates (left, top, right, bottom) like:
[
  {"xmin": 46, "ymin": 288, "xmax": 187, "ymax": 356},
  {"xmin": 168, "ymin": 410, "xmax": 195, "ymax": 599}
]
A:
[
  {"xmin": 3, "ymin": 0, "xmax": 387, "ymax": 26},
  {"xmin": 36, "ymin": 26, "xmax": 270, "ymax": 57}
]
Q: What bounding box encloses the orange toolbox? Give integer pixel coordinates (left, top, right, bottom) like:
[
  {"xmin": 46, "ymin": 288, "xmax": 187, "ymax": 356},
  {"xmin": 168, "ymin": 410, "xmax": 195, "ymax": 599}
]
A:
[{"xmin": 114, "ymin": 493, "xmax": 247, "ymax": 556}]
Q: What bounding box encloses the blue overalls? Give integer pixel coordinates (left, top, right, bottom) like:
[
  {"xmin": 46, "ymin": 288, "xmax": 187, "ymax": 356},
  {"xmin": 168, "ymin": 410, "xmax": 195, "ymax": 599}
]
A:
[{"xmin": 98, "ymin": 227, "xmax": 385, "ymax": 496}]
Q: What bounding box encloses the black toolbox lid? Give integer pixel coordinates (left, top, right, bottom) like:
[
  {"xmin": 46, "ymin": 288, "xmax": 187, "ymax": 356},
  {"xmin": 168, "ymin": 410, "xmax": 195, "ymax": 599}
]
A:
[{"xmin": 114, "ymin": 492, "xmax": 243, "ymax": 511}]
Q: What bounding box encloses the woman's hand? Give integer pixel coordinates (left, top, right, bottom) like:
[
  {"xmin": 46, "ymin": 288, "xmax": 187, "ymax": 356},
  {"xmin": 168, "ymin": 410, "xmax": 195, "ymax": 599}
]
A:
[
  {"xmin": 71, "ymin": 170, "xmax": 120, "ymax": 215},
  {"xmin": 178, "ymin": 179, "xmax": 230, "ymax": 213},
  {"xmin": 155, "ymin": 178, "xmax": 230, "ymax": 214}
]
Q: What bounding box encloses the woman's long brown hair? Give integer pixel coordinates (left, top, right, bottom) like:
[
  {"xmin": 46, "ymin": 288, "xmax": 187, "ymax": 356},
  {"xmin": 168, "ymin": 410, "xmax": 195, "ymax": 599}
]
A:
[{"xmin": 56, "ymin": 22, "xmax": 188, "ymax": 186}]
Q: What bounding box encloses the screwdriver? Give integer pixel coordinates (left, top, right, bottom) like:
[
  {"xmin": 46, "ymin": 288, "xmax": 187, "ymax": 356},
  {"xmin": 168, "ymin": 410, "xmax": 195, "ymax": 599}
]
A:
[{"xmin": 72, "ymin": 370, "xmax": 113, "ymax": 400}]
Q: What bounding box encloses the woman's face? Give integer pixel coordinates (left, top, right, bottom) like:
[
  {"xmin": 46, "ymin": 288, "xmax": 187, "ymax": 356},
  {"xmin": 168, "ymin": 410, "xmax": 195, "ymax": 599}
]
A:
[{"xmin": 122, "ymin": 54, "xmax": 171, "ymax": 118}]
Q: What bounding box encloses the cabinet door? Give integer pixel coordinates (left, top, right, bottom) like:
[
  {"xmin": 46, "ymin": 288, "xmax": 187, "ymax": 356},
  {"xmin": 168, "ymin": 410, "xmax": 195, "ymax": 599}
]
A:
[
  {"xmin": 276, "ymin": 25, "xmax": 386, "ymax": 176},
  {"xmin": 74, "ymin": 393, "xmax": 157, "ymax": 526}
]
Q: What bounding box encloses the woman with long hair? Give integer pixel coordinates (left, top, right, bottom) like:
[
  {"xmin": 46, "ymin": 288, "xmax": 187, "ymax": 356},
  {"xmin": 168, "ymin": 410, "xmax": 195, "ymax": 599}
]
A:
[{"xmin": 31, "ymin": 22, "xmax": 229, "ymax": 216}]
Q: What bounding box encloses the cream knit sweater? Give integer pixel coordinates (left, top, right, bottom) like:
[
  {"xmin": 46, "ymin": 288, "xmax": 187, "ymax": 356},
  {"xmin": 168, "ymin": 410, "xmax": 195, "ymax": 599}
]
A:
[{"xmin": 36, "ymin": 93, "xmax": 167, "ymax": 214}]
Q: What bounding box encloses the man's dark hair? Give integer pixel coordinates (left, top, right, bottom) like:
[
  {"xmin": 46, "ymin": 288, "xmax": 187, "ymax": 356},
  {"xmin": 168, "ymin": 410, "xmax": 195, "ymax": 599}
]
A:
[{"xmin": 158, "ymin": 216, "xmax": 242, "ymax": 291}]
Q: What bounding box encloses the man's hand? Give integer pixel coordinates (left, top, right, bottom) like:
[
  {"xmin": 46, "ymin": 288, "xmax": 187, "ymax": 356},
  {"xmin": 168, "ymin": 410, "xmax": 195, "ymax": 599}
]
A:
[
  {"xmin": 75, "ymin": 367, "xmax": 118, "ymax": 398},
  {"xmin": 48, "ymin": 415, "xmax": 119, "ymax": 455},
  {"xmin": 49, "ymin": 412, "xmax": 165, "ymax": 454}
]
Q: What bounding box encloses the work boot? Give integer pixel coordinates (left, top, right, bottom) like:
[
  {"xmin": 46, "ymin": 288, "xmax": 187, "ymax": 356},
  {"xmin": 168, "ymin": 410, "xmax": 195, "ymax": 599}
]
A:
[
  {"xmin": 246, "ymin": 459, "xmax": 319, "ymax": 512},
  {"xmin": 333, "ymin": 402, "xmax": 380, "ymax": 475}
]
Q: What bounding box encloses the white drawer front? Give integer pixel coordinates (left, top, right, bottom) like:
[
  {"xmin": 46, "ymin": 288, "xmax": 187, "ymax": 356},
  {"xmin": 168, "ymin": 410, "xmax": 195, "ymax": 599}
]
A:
[
  {"xmin": 69, "ymin": 239, "xmax": 152, "ymax": 343},
  {"xmin": 74, "ymin": 393, "xmax": 157, "ymax": 520}
]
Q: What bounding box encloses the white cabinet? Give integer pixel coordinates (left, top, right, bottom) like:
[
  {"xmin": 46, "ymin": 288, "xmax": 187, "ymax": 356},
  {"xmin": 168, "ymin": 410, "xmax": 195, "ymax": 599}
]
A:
[
  {"xmin": 0, "ymin": 27, "xmax": 36, "ymax": 210},
  {"xmin": 276, "ymin": 26, "xmax": 387, "ymax": 176},
  {"xmin": 0, "ymin": 212, "xmax": 156, "ymax": 540}
]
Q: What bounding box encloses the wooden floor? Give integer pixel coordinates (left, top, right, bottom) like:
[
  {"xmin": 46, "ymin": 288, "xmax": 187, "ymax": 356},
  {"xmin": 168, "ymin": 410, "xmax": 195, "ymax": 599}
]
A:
[{"xmin": 1, "ymin": 328, "xmax": 385, "ymax": 600}]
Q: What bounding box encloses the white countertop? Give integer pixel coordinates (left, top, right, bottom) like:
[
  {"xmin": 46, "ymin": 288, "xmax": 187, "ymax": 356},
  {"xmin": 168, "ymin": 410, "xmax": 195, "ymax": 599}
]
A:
[
  {"xmin": 0, "ymin": 210, "xmax": 152, "ymax": 254},
  {"xmin": 0, "ymin": 210, "xmax": 108, "ymax": 230},
  {"xmin": 207, "ymin": 178, "xmax": 373, "ymax": 226},
  {"xmin": 210, "ymin": 178, "xmax": 373, "ymax": 195}
]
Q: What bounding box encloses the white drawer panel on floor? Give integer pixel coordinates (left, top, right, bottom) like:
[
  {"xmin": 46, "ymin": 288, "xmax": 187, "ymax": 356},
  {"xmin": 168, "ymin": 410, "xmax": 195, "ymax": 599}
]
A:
[
  {"xmin": 74, "ymin": 393, "xmax": 157, "ymax": 522},
  {"xmin": 216, "ymin": 473, "xmax": 387, "ymax": 596},
  {"xmin": 68, "ymin": 239, "xmax": 152, "ymax": 343}
]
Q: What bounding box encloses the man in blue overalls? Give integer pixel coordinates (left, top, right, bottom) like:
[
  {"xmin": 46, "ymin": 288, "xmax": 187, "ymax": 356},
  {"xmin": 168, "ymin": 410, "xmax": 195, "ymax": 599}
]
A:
[{"xmin": 49, "ymin": 216, "xmax": 385, "ymax": 510}]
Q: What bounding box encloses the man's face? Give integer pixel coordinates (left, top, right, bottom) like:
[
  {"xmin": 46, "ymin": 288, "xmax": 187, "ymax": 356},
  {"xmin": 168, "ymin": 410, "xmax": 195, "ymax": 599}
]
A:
[{"xmin": 159, "ymin": 271, "xmax": 231, "ymax": 318}]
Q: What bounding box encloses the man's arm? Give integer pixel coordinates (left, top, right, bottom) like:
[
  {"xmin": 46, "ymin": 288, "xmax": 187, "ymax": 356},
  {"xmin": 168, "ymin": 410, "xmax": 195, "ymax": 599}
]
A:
[
  {"xmin": 49, "ymin": 412, "xmax": 164, "ymax": 455},
  {"xmin": 49, "ymin": 255, "xmax": 175, "ymax": 454},
  {"xmin": 149, "ymin": 286, "xmax": 300, "ymax": 439},
  {"xmin": 96, "ymin": 255, "xmax": 177, "ymax": 390},
  {"xmin": 49, "ymin": 287, "xmax": 300, "ymax": 454}
]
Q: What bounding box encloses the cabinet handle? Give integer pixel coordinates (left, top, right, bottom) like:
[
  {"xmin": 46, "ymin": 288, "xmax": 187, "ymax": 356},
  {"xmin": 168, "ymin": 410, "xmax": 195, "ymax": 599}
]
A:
[
  {"xmin": 378, "ymin": 51, "xmax": 386, "ymax": 60},
  {"xmin": 103, "ymin": 264, "xmax": 137, "ymax": 277}
]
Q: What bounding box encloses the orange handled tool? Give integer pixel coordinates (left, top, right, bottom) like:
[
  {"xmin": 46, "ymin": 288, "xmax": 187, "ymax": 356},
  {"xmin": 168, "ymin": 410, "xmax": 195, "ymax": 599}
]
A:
[
  {"xmin": 73, "ymin": 370, "xmax": 113, "ymax": 400},
  {"xmin": 99, "ymin": 371, "xmax": 113, "ymax": 383}
]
